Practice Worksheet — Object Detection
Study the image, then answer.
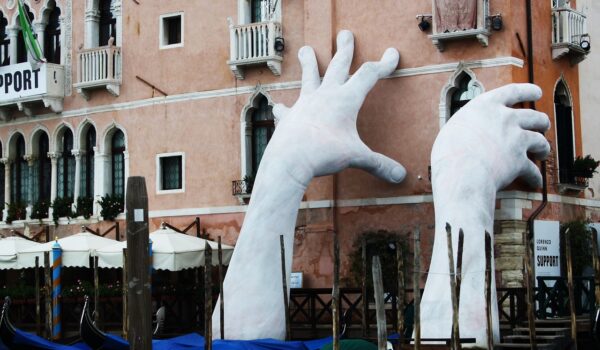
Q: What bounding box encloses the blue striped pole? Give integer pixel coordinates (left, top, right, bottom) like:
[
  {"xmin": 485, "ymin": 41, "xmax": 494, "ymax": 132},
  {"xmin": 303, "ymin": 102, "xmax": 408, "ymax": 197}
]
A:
[{"xmin": 51, "ymin": 241, "xmax": 62, "ymax": 340}]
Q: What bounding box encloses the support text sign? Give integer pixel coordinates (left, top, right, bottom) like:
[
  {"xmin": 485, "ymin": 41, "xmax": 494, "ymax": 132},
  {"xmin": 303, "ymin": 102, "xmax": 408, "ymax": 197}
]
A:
[
  {"xmin": 0, "ymin": 62, "xmax": 46, "ymax": 101},
  {"xmin": 534, "ymin": 220, "xmax": 560, "ymax": 286}
]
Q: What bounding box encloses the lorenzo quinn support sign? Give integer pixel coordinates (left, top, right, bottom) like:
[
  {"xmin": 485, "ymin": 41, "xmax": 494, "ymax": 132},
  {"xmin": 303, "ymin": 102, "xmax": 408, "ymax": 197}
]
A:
[
  {"xmin": 0, "ymin": 62, "xmax": 46, "ymax": 102},
  {"xmin": 534, "ymin": 220, "xmax": 561, "ymax": 287}
]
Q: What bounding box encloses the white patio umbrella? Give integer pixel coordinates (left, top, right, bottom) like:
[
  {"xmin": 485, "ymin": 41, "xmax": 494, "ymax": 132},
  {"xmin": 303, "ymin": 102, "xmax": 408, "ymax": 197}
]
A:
[
  {"xmin": 95, "ymin": 225, "xmax": 234, "ymax": 271},
  {"xmin": 0, "ymin": 237, "xmax": 43, "ymax": 269},
  {"xmin": 17, "ymin": 231, "xmax": 120, "ymax": 268}
]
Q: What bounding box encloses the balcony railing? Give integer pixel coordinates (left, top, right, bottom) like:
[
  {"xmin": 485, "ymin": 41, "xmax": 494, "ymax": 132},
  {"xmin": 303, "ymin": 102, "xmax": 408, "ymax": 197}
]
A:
[
  {"xmin": 557, "ymin": 168, "xmax": 589, "ymax": 193},
  {"xmin": 551, "ymin": 7, "xmax": 589, "ymax": 62},
  {"xmin": 74, "ymin": 44, "xmax": 122, "ymax": 99},
  {"xmin": 227, "ymin": 20, "xmax": 282, "ymax": 79},
  {"xmin": 0, "ymin": 62, "xmax": 65, "ymax": 119}
]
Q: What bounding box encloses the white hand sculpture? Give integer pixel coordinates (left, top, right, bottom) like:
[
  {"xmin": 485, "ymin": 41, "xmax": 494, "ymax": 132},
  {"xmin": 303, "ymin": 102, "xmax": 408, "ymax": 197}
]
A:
[
  {"xmin": 213, "ymin": 30, "xmax": 406, "ymax": 340},
  {"xmin": 421, "ymin": 84, "xmax": 550, "ymax": 347}
]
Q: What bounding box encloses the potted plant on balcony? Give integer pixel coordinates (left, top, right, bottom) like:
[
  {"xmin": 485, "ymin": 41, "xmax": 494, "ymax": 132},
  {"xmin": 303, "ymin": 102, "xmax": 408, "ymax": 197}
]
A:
[
  {"xmin": 30, "ymin": 199, "xmax": 50, "ymax": 223},
  {"xmin": 75, "ymin": 196, "xmax": 94, "ymax": 219},
  {"xmin": 99, "ymin": 194, "xmax": 124, "ymax": 221},
  {"xmin": 572, "ymin": 154, "xmax": 600, "ymax": 186},
  {"xmin": 6, "ymin": 201, "xmax": 27, "ymax": 224},
  {"xmin": 51, "ymin": 197, "xmax": 74, "ymax": 225}
]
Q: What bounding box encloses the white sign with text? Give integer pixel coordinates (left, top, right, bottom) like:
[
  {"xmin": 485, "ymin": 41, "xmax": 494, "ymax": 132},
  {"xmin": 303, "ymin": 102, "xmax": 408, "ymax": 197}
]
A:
[
  {"xmin": 534, "ymin": 220, "xmax": 561, "ymax": 286},
  {"xmin": 0, "ymin": 62, "xmax": 46, "ymax": 101}
]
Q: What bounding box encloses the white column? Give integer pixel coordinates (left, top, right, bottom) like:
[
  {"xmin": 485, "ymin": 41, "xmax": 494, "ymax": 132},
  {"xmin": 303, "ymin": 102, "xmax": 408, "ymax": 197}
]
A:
[
  {"xmin": 33, "ymin": 22, "xmax": 47, "ymax": 58},
  {"xmin": 25, "ymin": 155, "xmax": 34, "ymax": 220},
  {"xmin": 72, "ymin": 150, "xmax": 81, "ymax": 212},
  {"xmin": 84, "ymin": 9, "xmax": 100, "ymax": 48},
  {"xmin": 1, "ymin": 159, "xmax": 10, "ymax": 222},
  {"xmin": 48, "ymin": 152, "xmax": 58, "ymax": 218},
  {"xmin": 93, "ymin": 148, "xmax": 107, "ymax": 216},
  {"xmin": 7, "ymin": 26, "xmax": 19, "ymax": 65},
  {"xmin": 111, "ymin": 0, "xmax": 123, "ymax": 46}
]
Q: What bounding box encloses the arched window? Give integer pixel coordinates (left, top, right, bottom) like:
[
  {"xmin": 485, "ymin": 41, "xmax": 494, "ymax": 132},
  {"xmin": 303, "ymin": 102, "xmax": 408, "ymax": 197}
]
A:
[
  {"xmin": 450, "ymin": 73, "xmax": 482, "ymax": 117},
  {"xmin": 555, "ymin": 81, "xmax": 575, "ymax": 184},
  {"xmin": 16, "ymin": 4, "xmax": 34, "ymax": 64},
  {"xmin": 32, "ymin": 133, "xmax": 51, "ymax": 204},
  {"xmin": 80, "ymin": 127, "xmax": 96, "ymax": 198},
  {"xmin": 57, "ymin": 129, "xmax": 74, "ymax": 199},
  {"xmin": 99, "ymin": 0, "xmax": 117, "ymax": 46},
  {"xmin": 44, "ymin": 5, "xmax": 61, "ymax": 64},
  {"xmin": 251, "ymin": 95, "xmax": 275, "ymax": 175},
  {"xmin": 0, "ymin": 13, "xmax": 8, "ymax": 66},
  {"xmin": 111, "ymin": 130, "xmax": 125, "ymax": 197},
  {"xmin": 11, "ymin": 135, "xmax": 28, "ymax": 204}
]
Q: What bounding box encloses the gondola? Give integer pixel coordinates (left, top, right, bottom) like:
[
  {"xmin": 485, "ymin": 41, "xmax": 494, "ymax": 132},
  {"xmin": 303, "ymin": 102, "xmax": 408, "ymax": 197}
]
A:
[
  {"xmin": 80, "ymin": 296, "xmax": 128, "ymax": 350},
  {"xmin": 0, "ymin": 297, "xmax": 17, "ymax": 349}
]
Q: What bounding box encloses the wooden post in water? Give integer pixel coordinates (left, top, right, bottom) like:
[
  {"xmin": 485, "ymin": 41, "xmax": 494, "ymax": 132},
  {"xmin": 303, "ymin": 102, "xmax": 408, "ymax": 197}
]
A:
[
  {"xmin": 125, "ymin": 177, "xmax": 152, "ymax": 350},
  {"xmin": 122, "ymin": 248, "xmax": 128, "ymax": 339},
  {"xmin": 361, "ymin": 237, "xmax": 368, "ymax": 338},
  {"xmin": 445, "ymin": 224, "xmax": 460, "ymax": 350},
  {"xmin": 204, "ymin": 241, "xmax": 213, "ymax": 350},
  {"xmin": 94, "ymin": 256, "xmax": 100, "ymax": 324},
  {"xmin": 413, "ymin": 228, "xmax": 421, "ymax": 350},
  {"xmin": 218, "ymin": 236, "xmax": 225, "ymax": 340},
  {"xmin": 565, "ymin": 228, "xmax": 578, "ymax": 350},
  {"xmin": 456, "ymin": 230, "xmax": 464, "ymax": 305},
  {"xmin": 279, "ymin": 235, "xmax": 291, "ymax": 341},
  {"xmin": 44, "ymin": 251, "xmax": 52, "ymax": 339},
  {"xmin": 332, "ymin": 233, "xmax": 340, "ymax": 350},
  {"xmin": 397, "ymin": 237, "xmax": 405, "ymax": 347},
  {"xmin": 524, "ymin": 231, "xmax": 537, "ymax": 350},
  {"xmin": 373, "ymin": 256, "xmax": 387, "ymax": 350},
  {"xmin": 484, "ymin": 232, "xmax": 493, "ymax": 350},
  {"xmin": 35, "ymin": 256, "xmax": 40, "ymax": 335}
]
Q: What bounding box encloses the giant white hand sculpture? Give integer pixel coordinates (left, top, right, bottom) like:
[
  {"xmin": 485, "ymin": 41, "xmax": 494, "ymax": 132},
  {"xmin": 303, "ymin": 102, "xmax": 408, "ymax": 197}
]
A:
[
  {"xmin": 421, "ymin": 84, "xmax": 550, "ymax": 347},
  {"xmin": 213, "ymin": 30, "xmax": 406, "ymax": 340}
]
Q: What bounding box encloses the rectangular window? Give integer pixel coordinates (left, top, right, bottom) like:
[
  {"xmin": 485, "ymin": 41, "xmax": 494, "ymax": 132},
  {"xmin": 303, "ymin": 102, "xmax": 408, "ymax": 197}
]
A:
[
  {"xmin": 156, "ymin": 153, "xmax": 184, "ymax": 194},
  {"xmin": 160, "ymin": 13, "xmax": 184, "ymax": 49}
]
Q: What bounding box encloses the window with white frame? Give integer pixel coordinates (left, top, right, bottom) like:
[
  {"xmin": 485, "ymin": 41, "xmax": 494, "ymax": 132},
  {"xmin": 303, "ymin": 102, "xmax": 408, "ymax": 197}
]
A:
[
  {"xmin": 156, "ymin": 153, "xmax": 184, "ymax": 193},
  {"xmin": 160, "ymin": 13, "xmax": 183, "ymax": 49}
]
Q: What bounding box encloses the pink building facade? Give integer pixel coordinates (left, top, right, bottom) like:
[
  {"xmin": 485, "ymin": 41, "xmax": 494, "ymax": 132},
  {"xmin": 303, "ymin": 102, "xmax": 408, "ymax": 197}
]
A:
[{"xmin": 0, "ymin": 0, "xmax": 595, "ymax": 289}]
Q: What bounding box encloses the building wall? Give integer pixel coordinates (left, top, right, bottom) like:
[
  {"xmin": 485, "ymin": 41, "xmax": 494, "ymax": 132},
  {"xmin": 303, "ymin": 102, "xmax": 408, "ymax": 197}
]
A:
[{"xmin": 0, "ymin": 0, "xmax": 595, "ymax": 288}]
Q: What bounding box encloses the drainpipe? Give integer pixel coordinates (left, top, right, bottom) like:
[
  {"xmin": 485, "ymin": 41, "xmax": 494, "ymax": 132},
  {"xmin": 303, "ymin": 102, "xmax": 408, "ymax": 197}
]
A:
[{"xmin": 525, "ymin": 0, "xmax": 548, "ymax": 240}]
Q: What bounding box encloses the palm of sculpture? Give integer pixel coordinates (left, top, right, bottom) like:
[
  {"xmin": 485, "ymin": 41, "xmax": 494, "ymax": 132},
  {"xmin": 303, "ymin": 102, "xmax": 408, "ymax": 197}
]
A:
[{"xmin": 214, "ymin": 30, "xmax": 551, "ymax": 348}]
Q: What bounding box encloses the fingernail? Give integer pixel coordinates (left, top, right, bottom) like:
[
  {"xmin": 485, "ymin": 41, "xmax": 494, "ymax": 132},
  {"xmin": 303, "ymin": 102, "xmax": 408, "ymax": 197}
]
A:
[{"xmin": 391, "ymin": 167, "xmax": 406, "ymax": 183}]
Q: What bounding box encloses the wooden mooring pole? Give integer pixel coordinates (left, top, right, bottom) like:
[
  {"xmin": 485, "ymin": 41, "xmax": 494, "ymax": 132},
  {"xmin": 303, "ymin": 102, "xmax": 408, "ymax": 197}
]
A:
[
  {"xmin": 445, "ymin": 224, "xmax": 460, "ymax": 350},
  {"xmin": 279, "ymin": 235, "xmax": 291, "ymax": 341},
  {"xmin": 373, "ymin": 256, "xmax": 387, "ymax": 350},
  {"xmin": 565, "ymin": 228, "xmax": 578, "ymax": 350},
  {"xmin": 413, "ymin": 228, "xmax": 421, "ymax": 350},
  {"xmin": 332, "ymin": 233, "xmax": 340, "ymax": 350},
  {"xmin": 397, "ymin": 237, "xmax": 405, "ymax": 348},
  {"xmin": 591, "ymin": 229, "xmax": 600, "ymax": 312},
  {"xmin": 44, "ymin": 252, "xmax": 52, "ymax": 339},
  {"xmin": 204, "ymin": 242, "xmax": 213, "ymax": 350},
  {"xmin": 94, "ymin": 256, "xmax": 100, "ymax": 324},
  {"xmin": 126, "ymin": 177, "xmax": 152, "ymax": 350},
  {"xmin": 35, "ymin": 256, "xmax": 40, "ymax": 336},
  {"xmin": 524, "ymin": 230, "xmax": 537, "ymax": 350},
  {"xmin": 218, "ymin": 236, "xmax": 225, "ymax": 340},
  {"xmin": 361, "ymin": 237, "xmax": 368, "ymax": 338},
  {"xmin": 484, "ymin": 232, "xmax": 493, "ymax": 350},
  {"xmin": 122, "ymin": 248, "xmax": 128, "ymax": 339}
]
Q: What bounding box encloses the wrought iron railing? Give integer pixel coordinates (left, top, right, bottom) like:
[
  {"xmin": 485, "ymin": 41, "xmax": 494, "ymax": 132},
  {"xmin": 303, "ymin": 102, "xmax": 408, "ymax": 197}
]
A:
[
  {"xmin": 535, "ymin": 276, "xmax": 595, "ymax": 319},
  {"xmin": 232, "ymin": 179, "xmax": 252, "ymax": 196},
  {"xmin": 558, "ymin": 168, "xmax": 589, "ymax": 187}
]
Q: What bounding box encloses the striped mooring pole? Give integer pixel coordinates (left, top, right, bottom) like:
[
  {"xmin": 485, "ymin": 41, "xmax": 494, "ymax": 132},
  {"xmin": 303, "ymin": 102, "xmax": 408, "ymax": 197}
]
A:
[{"xmin": 52, "ymin": 241, "xmax": 62, "ymax": 340}]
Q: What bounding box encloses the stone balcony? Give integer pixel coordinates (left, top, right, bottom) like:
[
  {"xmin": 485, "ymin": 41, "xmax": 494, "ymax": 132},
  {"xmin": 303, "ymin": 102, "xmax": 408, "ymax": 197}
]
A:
[
  {"xmin": 552, "ymin": 7, "xmax": 590, "ymax": 64},
  {"xmin": 227, "ymin": 19, "xmax": 283, "ymax": 79},
  {"xmin": 0, "ymin": 62, "xmax": 64, "ymax": 120},
  {"xmin": 74, "ymin": 44, "xmax": 122, "ymax": 100}
]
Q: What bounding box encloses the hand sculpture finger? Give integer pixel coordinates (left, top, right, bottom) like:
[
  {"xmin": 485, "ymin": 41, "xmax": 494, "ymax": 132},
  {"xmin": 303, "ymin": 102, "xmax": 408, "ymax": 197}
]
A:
[
  {"xmin": 351, "ymin": 149, "xmax": 406, "ymax": 184},
  {"xmin": 345, "ymin": 48, "xmax": 399, "ymax": 106},
  {"xmin": 522, "ymin": 130, "xmax": 551, "ymax": 160},
  {"xmin": 273, "ymin": 104, "xmax": 290, "ymax": 122},
  {"xmin": 515, "ymin": 109, "xmax": 550, "ymax": 131},
  {"xmin": 484, "ymin": 83, "xmax": 542, "ymax": 106},
  {"xmin": 298, "ymin": 46, "xmax": 320, "ymax": 97},
  {"xmin": 519, "ymin": 158, "xmax": 543, "ymax": 188},
  {"xmin": 321, "ymin": 30, "xmax": 354, "ymax": 87}
]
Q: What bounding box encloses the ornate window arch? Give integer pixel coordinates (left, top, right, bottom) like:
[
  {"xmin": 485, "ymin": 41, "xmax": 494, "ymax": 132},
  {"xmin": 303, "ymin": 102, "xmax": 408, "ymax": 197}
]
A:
[
  {"xmin": 30, "ymin": 127, "xmax": 51, "ymax": 204},
  {"xmin": 0, "ymin": 11, "xmax": 8, "ymax": 66},
  {"xmin": 8, "ymin": 132, "xmax": 28, "ymax": 204},
  {"xmin": 240, "ymin": 88, "xmax": 276, "ymax": 179},
  {"xmin": 55, "ymin": 126, "xmax": 75, "ymax": 199},
  {"xmin": 439, "ymin": 64, "xmax": 484, "ymax": 128},
  {"xmin": 101, "ymin": 123, "xmax": 127, "ymax": 199},
  {"xmin": 554, "ymin": 77, "xmax": 576, "ymax": 184},
  {"xmin": 40, "ymin": 0, "xmax": 61, "ymax": 64},
  {"xmin": 77, "ymin": 120, "xmax": 97, "ymax": 199},
  {"xmin": 85, "ymin": 0, "xmax": 122, "ymax": 48}
]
